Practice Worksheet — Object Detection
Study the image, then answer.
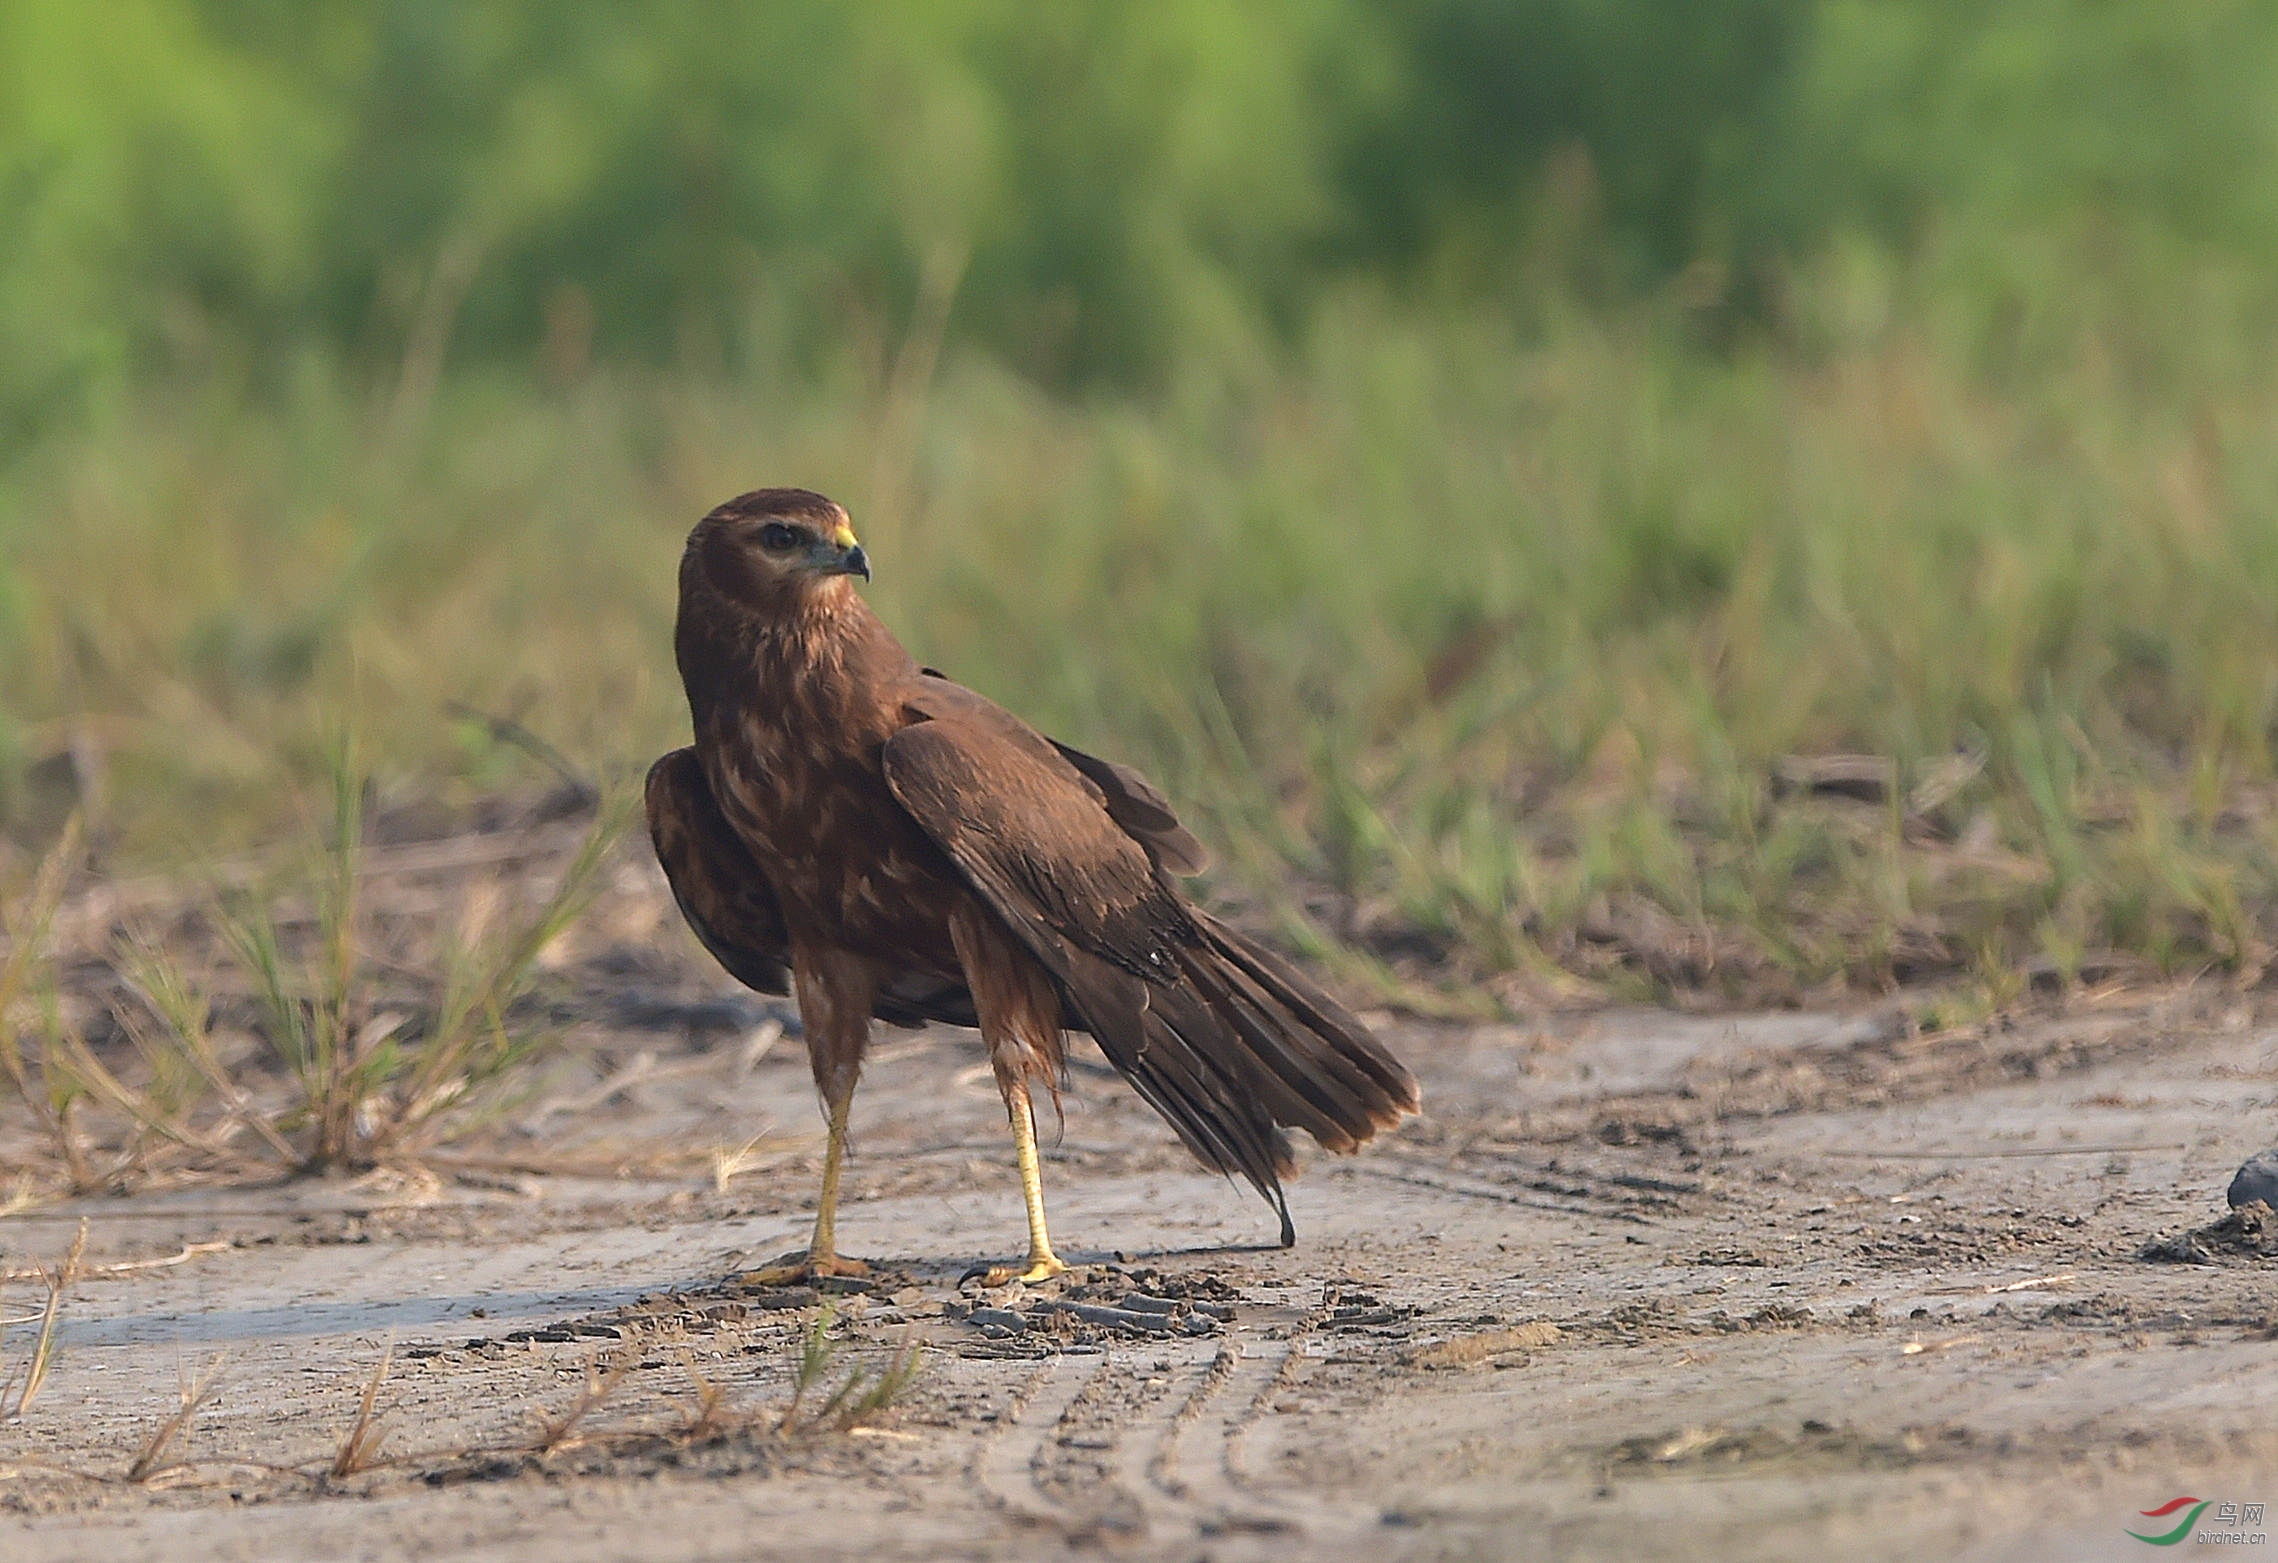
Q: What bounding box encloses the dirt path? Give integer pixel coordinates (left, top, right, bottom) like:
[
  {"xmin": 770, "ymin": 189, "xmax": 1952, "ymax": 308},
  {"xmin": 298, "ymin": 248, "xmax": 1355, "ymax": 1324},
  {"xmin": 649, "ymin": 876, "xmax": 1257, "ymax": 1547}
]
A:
[{"xmin": 1, "ymin": 993, "xmax": 2273, "ymax": 1561}]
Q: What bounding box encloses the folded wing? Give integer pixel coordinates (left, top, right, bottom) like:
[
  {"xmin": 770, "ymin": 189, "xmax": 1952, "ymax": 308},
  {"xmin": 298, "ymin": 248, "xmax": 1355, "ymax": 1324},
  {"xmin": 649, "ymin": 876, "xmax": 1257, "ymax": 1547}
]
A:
[
  {"xmin": 646, "ymin": 748, "xmax": 978, "ymax": 1029},
  {"xmin": 880, "ymin": 682, "xmax": 1419, "ymax": 1242}
]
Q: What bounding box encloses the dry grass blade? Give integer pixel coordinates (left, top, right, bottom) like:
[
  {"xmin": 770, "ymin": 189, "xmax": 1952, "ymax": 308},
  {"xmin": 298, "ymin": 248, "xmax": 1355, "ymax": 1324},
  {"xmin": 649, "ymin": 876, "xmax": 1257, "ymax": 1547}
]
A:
[
  {"xmin": 676, "ymin": 1354, "xmax": 730, "ymax": 1442},
  {"xmin": 328, "ymin": 1337, "xmax": 395, "ymax": 1478},
  {"xmin": 384, "ymin": 785, "xmax": 637, "ymax": 1153},
  {"xmin": 0, "ymin": 1238, "xmax": 227, "ymax": 1284},
  {"xmin": 1900, "ymin": 1334, "xmax": 1985, "ymax": 1357},
  {"xmin": 127, "ymin": 1353, "xmax": 227, "ymax": 1481},
  {"xmin": 115, "ymin": 931, "xmax": 301, "ymax": 1165},
  {"xmin": 0, "ymin": 816, "xmax": 82, "ymax": 1106},
  {"xmin": 534, "ymin": 1350, "xmax": 631, "ymax": 1456},
  {"xmin": 709, "ymin": 1127, "xmax": 780, "ymax": 1192},
  {"xmin": 10, "ymin": 1217, "xmax": 87, "ymax": 1417},
  {"xmin": 1923, "ymin": 1272, "xmax": 2078, "ymax": 1297}
]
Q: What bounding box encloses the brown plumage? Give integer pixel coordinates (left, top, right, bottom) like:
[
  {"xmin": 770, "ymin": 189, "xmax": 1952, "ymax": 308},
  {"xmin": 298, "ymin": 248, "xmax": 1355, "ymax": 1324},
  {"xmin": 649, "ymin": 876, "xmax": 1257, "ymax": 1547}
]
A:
[{"xmin": 647, "ymin": 488, "xmax": 1419, "ymax": 1280}]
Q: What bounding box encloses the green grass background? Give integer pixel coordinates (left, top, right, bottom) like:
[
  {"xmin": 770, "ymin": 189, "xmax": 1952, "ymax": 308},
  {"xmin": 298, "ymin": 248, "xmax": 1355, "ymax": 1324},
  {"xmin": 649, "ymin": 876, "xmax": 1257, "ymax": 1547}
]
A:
[{"xmin": 5, "ymin": 1, "xmax": 2278, "ymax": 1003}]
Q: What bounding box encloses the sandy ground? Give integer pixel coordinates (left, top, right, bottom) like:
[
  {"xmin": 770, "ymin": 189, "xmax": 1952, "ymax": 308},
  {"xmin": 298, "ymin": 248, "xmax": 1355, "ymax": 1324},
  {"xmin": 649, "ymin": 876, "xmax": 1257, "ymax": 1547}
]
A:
[{"xmin": 1, "ymin": 988, "xmax": 2274, "ymax": 1561}]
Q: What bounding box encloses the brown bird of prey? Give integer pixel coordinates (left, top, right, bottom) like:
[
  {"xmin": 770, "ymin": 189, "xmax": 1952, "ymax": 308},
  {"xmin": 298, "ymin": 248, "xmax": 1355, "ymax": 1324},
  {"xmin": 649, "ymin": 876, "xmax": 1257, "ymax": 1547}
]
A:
[{"xmin": 647, "ymin": 489, "xmax": 1419, "ymax": 1283}]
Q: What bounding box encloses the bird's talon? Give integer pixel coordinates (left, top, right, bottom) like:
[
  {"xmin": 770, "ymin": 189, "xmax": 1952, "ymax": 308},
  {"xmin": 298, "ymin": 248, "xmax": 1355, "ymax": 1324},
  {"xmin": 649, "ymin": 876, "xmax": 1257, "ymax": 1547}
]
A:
[
  {"xmin": 737, "ymin": 1253, "xmax": 871, "ymax": 1288},
  {"xmin": 968, "ymin": 1253, "xmax": 1067, "ymax": 1288}
]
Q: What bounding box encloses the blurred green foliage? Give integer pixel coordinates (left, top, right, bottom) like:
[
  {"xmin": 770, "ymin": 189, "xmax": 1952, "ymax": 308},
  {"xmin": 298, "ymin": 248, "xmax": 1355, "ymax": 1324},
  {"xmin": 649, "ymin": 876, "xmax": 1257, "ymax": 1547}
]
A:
[
  {"xmin": 9, "ymin": 0, "xmax": 2278, "ymax": 429},
  {"xmin": 6, "ymin": 1, "xmax": 2278, "ymax": 998}
]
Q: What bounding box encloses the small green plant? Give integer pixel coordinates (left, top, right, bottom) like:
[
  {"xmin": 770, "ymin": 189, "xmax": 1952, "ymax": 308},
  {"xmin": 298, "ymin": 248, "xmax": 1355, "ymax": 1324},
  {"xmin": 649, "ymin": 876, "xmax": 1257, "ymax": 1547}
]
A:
[
  {"xmin": 817, "ymin": 1338, "xmax": 923, "ymax": 1431},
  {"xmin": 778, "ymin": 1304, "xmax": 841, "ymax": 1433},
  {"xmin": 0, "ymin": 819, "xmax": 99, "ymax": 1189},
  {"xmin": 0, "ymin": 749, "xmax": 634, "ymax": 1193},
  {"xmin": 779, "ymin": 1304, "xmax": 923, "ymax": 1434},
  {"xmin": 196, "ymin": 751, "xmax": 634, "ymax": 1173}
]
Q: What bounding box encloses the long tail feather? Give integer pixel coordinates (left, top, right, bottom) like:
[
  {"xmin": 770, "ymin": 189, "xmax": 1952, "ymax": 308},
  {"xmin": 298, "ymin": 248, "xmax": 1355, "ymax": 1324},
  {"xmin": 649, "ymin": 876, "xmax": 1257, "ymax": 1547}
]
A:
[
  {"xmin": 1190, "ymin": 911, "xmax": 1421, "ymax": 1128},
  {"xmin": 1047, "ymin": 914, "xmax": 1419, "ymax": 1246},
  {"xmin": 1048, "ymin": 947, "xmax": 1298, "ymax": 1240}
]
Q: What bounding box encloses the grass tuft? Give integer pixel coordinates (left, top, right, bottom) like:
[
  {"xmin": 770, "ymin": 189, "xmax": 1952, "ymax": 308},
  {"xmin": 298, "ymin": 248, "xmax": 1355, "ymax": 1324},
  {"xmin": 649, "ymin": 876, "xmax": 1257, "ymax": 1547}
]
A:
[
  {"xmin": 778, "ymin": 1305, "xmax": 923, "ymax": 1434},
  {"xmin": 0, "ymin": 758, "xmax": 635, "ymax": 1197},
  {"xmin": 328, "ymin": 1338, "xmax": 395, "ymax": 1479},
  {"xmin": 533, "ymin": 1350, "xmax": 633, "ymax": 1458},
  {"xmin": 674, "ymin": 1354, "xmax": 731, "ymax": 1443},
  {"xmin": 817, "ymin": 1338, "xmax": 924, "ymax": 1432},
  {"xmin": 778, "ymin": 1304, "xmax": 841, "ymax": 1434},
  {"xmin": 125, "ymin": 1354, "xmax": 227, "ymax": 1482}
]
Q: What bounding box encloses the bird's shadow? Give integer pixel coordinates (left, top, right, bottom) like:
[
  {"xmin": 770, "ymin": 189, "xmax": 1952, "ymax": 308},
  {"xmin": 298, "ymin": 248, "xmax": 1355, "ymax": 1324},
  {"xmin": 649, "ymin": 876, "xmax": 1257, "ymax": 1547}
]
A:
[
  {"xmin": 849, "ymin": 1240, "xmax": 1288, "ymax": 1286},
  {"xmin": 1095, "ymin": 1241, "xmax": 1290, "ymax": 1262}
]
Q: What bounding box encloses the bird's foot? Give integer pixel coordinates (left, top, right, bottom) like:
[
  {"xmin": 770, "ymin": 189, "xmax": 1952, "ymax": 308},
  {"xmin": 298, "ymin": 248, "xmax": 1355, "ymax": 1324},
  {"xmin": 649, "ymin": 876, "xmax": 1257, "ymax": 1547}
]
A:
[
  {"xmin": 964, "ymin": 1251, "xmax": 1068, "ymax": 1288},
  {"xmin": 737, "ymin": 1252, "xmax": 872, "ymax": 1288}
]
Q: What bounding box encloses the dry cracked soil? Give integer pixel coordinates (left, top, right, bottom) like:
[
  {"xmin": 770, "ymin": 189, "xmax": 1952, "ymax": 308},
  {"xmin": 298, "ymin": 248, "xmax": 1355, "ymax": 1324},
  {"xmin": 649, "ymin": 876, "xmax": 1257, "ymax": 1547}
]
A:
[{"xmin": 2, "ymin": 984, "xmax": 2275, "ymax": 1561}]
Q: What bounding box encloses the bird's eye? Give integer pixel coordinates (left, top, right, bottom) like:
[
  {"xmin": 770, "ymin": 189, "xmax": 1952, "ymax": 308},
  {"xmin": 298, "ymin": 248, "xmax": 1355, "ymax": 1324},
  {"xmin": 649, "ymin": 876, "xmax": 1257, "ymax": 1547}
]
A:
[{"xmin": 756, "ymin": 522, "xmax": 801, "ymax": 552}]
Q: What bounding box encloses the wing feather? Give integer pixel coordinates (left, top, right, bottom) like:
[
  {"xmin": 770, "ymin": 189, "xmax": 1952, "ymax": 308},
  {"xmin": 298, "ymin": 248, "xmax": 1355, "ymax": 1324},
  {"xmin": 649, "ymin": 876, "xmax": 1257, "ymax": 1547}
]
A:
[
  {"xmin": 912, "ymin": 668, "xmax": 1207, "ymax": 874},
  {"xmin": 879, "ymin": 692, "xmax": 1420, "ymax": 1243},
  {"xmin": 646, "ymin": 749, "xmax": 794, "ymax": 1000},
  {"xmin": 880, "ymin": 715, "xmax": 1299, "ymax": 1229},
  {"xmin": 646, "ymin": 748, "xmax": 977, "ymax": 1030},
  {"xmin": 1046, "ymin": 742, "xmax": 1210, "ymax": 875}
]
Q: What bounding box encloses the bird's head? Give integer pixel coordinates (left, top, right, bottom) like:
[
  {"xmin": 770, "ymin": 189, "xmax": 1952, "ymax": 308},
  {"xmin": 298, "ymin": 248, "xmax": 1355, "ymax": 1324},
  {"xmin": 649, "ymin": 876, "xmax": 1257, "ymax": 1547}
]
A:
[{"xmin": 684, "ymin": 488, "xmax": 870, "ymax": 618}]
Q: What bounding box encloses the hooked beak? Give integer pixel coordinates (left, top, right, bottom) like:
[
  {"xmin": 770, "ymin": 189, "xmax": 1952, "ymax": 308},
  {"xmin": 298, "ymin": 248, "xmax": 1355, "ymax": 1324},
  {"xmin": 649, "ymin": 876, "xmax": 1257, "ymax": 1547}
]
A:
[{"xmin": 811, "ymin": 521, "xmax": 870, "ymax": 581}]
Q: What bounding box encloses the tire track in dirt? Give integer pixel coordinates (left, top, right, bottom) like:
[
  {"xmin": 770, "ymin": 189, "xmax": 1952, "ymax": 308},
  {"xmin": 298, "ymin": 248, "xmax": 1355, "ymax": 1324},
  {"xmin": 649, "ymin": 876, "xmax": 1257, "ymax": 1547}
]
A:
[
  {"xmin": 967, "ymin": 1309, "xmax": 1380, "ymax": 1551},
  {"xmin": 1110, "ymin": 1345, "xmax": 1225, "ymax": 1534},
  {"xmin": 1144, "ymin": 1339, "xmax": 1319, "ymax": 1541},
  {"xmin": 971, "ymin": 1354, "xmax": 1101, "ymax": 1532}
]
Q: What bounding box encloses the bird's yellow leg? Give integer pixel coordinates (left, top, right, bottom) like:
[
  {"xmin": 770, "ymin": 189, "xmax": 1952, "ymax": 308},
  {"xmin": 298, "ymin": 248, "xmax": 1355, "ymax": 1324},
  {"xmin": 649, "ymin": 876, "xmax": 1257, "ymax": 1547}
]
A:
[
  {"xmin": 976, "ymin": 1085, "xmax": 1067, "ymax": 1285},
  {"xmin": 742, "ymin": 1088, "xmax": 870, "ymax": 1286}
]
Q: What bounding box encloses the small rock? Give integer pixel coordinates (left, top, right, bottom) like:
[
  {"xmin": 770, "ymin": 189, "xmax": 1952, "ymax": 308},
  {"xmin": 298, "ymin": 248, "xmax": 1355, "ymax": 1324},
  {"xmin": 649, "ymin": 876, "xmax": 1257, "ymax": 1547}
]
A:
[
  {"xmin": 2140, "ymin": 1230, "xmax": 2215, "ymax": 1265},
  {"xmin": 968, "ymin": 1307, "xmax": 1027, "ymax": 1333},
  {"xmin": 1035, "ymin": 1300, "xmax": 1173, "ymax": 1334},
  {"xmin": 2228, "ymin": 1150, "xmax": 2278, "ymax": 1209}
]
